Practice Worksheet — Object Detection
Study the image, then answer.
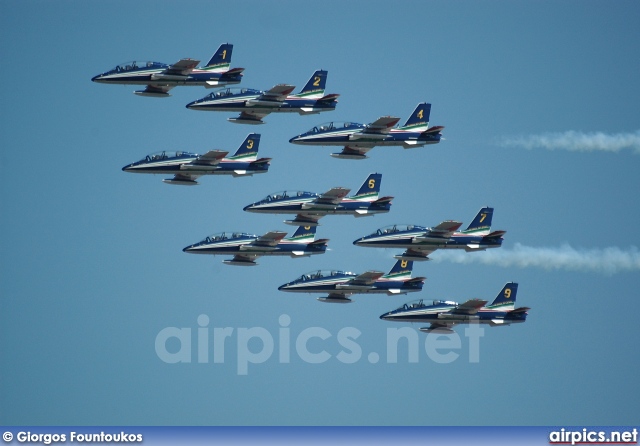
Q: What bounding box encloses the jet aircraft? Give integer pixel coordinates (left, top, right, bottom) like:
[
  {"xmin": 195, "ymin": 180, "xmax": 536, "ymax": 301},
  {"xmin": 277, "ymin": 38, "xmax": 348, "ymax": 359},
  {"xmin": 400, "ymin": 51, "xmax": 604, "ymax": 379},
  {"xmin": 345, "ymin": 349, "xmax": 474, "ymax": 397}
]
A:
[
  {"xmin": 91, "ymin": 43, "xmax": 243, "ymax": 97},
  {"xmin": 243, "ymin": 173, "xmax": 392, "ymax": 226},
  {"xmin": 122, "ymin": 133, "xmax": 270, "ymax": 185},
  {"xmin": 289, "ymin": 102, "xmax": 444, "ymax": 159},
  {"xmin": 380, "ymin": 282, "xmax": 529, "ymax": 333},
  {"xmin": 353, "ymin": 207, "xmax": 505, "ymax": 261},
  {"xmin": 278, "ymin": 259, "xmax": 425, "ymax": 303},
  {"xmin": 182, "ymin": 225, "xmax": 328, "ymax": 266},
  {"xmin": 185, "ymin": 70, "xmax": 339, "ymax": 124}
]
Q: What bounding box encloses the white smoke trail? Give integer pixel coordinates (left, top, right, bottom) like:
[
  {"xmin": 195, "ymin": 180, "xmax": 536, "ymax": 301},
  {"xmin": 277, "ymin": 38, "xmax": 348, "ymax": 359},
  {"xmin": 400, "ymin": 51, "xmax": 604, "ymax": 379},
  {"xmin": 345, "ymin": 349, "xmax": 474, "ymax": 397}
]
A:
[
  {"xmin": 434, "ymin": 243, "xmax": 640, "ymax": 275},
  {"xmin": 500, "ymin": 130, "xmax": 640, "ymax": 154}
]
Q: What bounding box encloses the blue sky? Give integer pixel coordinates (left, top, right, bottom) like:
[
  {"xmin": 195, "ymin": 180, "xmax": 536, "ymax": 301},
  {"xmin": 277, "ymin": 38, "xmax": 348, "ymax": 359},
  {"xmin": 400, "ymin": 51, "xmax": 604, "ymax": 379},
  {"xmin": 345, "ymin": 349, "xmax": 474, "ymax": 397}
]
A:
[{"xmin": 1, "ymin": 0, "xmax": 639, "ymax": 426}]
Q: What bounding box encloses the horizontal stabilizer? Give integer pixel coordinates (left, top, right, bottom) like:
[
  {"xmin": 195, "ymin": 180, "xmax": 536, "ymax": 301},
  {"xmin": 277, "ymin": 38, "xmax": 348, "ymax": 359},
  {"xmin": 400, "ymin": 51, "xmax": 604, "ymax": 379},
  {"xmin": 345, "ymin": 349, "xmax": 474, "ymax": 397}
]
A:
[
  {"xmin": 372, "ymin": 196, "xmax": 393, "ymax": 206},
  {"xmin": 509, "ymin": 307, "xmax": 530, "ymax": 315},
  {"xmin": 423, "ymin": 125, "xmax": 445, "ymax": 134},
  {"xmin": 484, "ymin": 230, "xmax": 506, "ymax": 239},
  {"xmin": 223, "ymin": 67, "xmax": 245, "ymax": 76},
  {"xmin": 309, "ymin": 238, "xmax": 330, "ymax": 246},
  {"xmin": 404, "ymin": 276, "xmax": 426, "ymax": 284},
  {"xmin": 318, "ymin": 93, "xmax": 339, "ymax": 102},
  {"xmin": 250, "ymin": 157, "xmax": 272, "ymax": 165}
]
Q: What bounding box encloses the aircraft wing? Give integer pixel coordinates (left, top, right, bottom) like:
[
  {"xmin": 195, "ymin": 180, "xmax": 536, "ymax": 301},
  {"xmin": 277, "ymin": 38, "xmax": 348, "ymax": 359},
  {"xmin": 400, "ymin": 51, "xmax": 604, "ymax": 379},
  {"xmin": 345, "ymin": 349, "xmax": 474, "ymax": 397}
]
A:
[
  {"xmin": 417, "ymin": 220, "xmax": 463, "ymax": 241},
  {"xmin": 165, "ymin": 58, "xmax": 200, "ymax": 76},
  {"xmin": 349, "ymin": 270, "xmax": 385, "ymax": 285},
  {"xmin": 452, "ymin": 299, "xmax": 488, "ymax": 315},
  {"xmin": 365, "ymin": 116, "xmax": 401, "ymax": 134},
  {"xmin": 301, "ymin": 187, "xmax": 350, "ymax": 210},
  {"xmin": 190, "ymin": 150, "xmax": 229, "ymax": 166},
  {"xmin": 246, "ymin": 84, "xmax": 295, "ymax": 107},
  {"xmin": 137, "ymin": 84, "xmax": 175, "ymax": 96},
  {"xmin": 420, "ymin": 322, "xmax": 456, "ymax": 333},
  {"xmin": 317, "ymin": 187, "xmax": 350, "ymax": 204},
  {"xmin": 259, "ymin": 84, "xmax": 296, "ymax": 102},
  {"xmin": 252, "ymin": 231, "xmax": 288, "ymax": 247}
]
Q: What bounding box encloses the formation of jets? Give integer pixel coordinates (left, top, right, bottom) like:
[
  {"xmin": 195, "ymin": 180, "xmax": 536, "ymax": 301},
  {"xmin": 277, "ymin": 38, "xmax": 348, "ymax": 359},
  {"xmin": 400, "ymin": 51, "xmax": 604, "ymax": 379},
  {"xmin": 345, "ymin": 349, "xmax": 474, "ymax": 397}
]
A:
[{"xmin": 96, "ymin": 42, "xmax": 529, "ymax": 332}]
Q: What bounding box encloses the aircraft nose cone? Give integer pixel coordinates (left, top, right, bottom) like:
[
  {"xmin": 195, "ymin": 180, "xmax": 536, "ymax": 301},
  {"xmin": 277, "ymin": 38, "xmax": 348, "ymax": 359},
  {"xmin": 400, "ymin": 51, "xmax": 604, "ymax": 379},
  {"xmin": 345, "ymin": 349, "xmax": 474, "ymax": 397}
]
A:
[
  {"xmin": 183, "ymin": 245, "xmax": 194, "ymax": 253},
  {"xmin": 122, "ymin": 164, "xmax": 132, "ymax": 172},
  {"xmin": 277, "ymin": 284, "xmax": 286, "ymax": 291},
  {"xmin": 243, "ymin": 204, "xmax": 253, "ymax": 212},
  {"xmin": 353, "ymin": 238, "xmax": 363, "ymax": 246},
  {"xmin": 185, "ymin": 101, "xmax": 195, "ymax": 109},
  {"xmin": 379, "ymin": 312, "xmax": 391, "ymax": 320}
]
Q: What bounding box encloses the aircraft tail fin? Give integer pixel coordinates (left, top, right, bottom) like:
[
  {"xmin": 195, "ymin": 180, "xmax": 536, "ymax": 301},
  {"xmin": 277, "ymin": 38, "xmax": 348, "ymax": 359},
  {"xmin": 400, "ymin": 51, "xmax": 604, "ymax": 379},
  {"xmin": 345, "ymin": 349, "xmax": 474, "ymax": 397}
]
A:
[
  {"xmin": 229, "ymin": 134, "xmax": 260, "ymax": 161},
  {"xmin": 296, "ymin": 70, "xmax": 327, "ymax": 99},
  {"xmin": 463, "ymin": 207, "xmax": 494, "ymax": 235},
  {"xmin": 487, "ymin": 282, "xmax": 518, "ymax": 310},
  {"xmin": 400, "ymin": 102, "xmax": 431, "ymax": 131},
  {"xmin": 382, "ymin": 259, "xmax": 414, "ymax": 281},
  {"xmin": 285, "ymin": 225, "xmax": 317, "ymax": 243},
  {"xmin": 205, "ymin": 43, "xmax": 233, "ymax": 71},
  {"xmin": 351, "ymin": 173, "xmax": 382, "ymax": 201}
]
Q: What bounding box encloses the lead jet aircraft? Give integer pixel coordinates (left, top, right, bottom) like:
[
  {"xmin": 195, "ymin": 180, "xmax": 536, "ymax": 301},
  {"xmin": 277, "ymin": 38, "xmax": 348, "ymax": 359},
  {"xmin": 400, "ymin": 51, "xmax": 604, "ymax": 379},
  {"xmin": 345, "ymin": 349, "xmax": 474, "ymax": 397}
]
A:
[
  {"xmin": 289, "ymin": 102, "xmax": 444, "ymax": 159},
  {"xmin": 380, "ymin": 283, "xmax": 529, "ymax": 333},
  {"xmin": 185, "ymin": 70, "xmax": 339, "ymax": 124},
  {"xmin": 122, "ymin": 133, "xmax": 270, "ymax": 185},
  {"xmin": 353, "ymin": 207, "xmax": 505, "ymax": 261},
  {"xmin": 278, "ymin": 259, "xmax": 425, "ymax": 303},
  {"xmin": 91, "ymin": 43, "xmax": 243, "ymax": 97},
  {"xmin": 182, "ymin": 226, "xmax": 328, "ymax": 266},
  {"xmin": 243, "ymin": 173, "xmax": 392, "ymax": 226}
]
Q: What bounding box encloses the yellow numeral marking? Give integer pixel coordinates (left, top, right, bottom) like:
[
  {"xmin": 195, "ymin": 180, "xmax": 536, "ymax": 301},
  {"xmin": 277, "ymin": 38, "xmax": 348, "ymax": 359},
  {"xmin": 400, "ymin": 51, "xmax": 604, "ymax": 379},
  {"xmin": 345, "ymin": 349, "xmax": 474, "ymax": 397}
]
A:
[
  {"xmin": 221, "ymin": 50, "xmax": 227, "ymax": 60},
  {"xmin": 417, "ymin": 109, "xmax": 423, "ymax": 120},
  {"xmin": 304, "ymin": 226, "xmax": 311, "ymax": 230},
  {"xmin": 504, "ymin": 289, "xmax": 511, "ymax": 299},
  {"xmin": 368, "ymin": 179, "xmax": 375, "ymax": 189},
  {"xmin": 313, "ymin": 76, "xmax": 321, "ymax": 87},
  {"xmin": 400, "ymin": 260, "xmax": 408, "ymax": 268},
  {"xmin": 246, "ymin": 140, "xmax": 254, "ymax": 149},
  {"xmin": 479, "ymin": 213, "xmax": 486, "ymax": 223}
]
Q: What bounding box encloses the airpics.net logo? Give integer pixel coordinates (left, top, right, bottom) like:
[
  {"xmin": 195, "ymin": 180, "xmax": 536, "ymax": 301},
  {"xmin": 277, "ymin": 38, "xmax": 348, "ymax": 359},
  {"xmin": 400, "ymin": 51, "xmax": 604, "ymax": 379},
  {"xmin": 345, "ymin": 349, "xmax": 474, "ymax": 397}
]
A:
[
  {"xmin": 549, "ymin": 428, "xmax": 638, "ymax": 445},
  {"xmin": 155, "ymin": 314, "xmax": 486, "ymax": 375}
]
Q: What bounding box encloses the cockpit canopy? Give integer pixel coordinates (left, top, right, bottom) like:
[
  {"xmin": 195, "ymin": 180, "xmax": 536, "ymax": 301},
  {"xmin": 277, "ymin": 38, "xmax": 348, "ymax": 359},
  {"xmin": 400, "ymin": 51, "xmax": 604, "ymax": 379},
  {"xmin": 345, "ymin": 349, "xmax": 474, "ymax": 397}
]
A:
[
  {"xmin": 305, "ymin": 121, "xmax": 364, "ymax": 134},
  {"xmin": 201, "ymin": 231, "xmax": 254, "ymax": 243},
  {"xmin": 256, "ymin": 190, "xmax": 317, "ymax": 203},
  {"xmin": 395, "ymin": 298, "xmax": 458, "ymax": 311},
  {"xmin": 371, "ymin": 224, "xmax": 427, "ymax": 236},
  {"xmin": 295, "ymin": 270, "xmax": 356, "ymax": 282},
  {"xmin": 200, "ymin": 87, "xmax": 261, "ymax": 101},
  {"xmin": 105, "ymin": 61, "xmax": 168, "ymax": 74},
  {"xmin": 140, "ymin": 151, "xmax": 197, "ymax": 163}
]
